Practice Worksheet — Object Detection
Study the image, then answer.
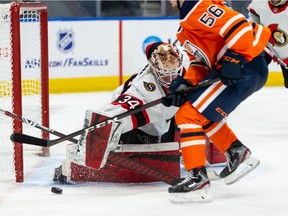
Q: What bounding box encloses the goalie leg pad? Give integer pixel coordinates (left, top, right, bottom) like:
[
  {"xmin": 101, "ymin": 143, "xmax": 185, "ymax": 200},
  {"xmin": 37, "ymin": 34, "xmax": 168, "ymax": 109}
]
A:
[
  {"xmin": 66, "ymin": 143, "xmax": 80, "ymax": 162},
  {"xmin": 62, "ymin": 142, "xmax": 181, "ymax": 184},
  {"xmin": 66, "ymin": 114, "xmax": 91, "ymax": 166},
  {"xmin": 85, "ymin": 110, "xmax": 123, "ymax": 169},
  {"xmin": 66, "ymin": 110, "xmax": 122, "ymax": 170}
]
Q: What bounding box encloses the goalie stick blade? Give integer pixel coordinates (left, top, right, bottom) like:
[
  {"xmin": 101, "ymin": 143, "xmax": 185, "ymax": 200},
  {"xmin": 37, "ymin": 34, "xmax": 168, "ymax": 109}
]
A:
[{"xmin": 10, "ymin": 133, "xmax": 49, "ymax": 147}]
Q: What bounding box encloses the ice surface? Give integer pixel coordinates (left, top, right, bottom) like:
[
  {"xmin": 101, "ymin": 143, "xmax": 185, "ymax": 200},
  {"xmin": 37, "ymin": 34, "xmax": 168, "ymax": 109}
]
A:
[{"xmin": 0, "ymin": 87, "xmax": 288, "ymax": 215}]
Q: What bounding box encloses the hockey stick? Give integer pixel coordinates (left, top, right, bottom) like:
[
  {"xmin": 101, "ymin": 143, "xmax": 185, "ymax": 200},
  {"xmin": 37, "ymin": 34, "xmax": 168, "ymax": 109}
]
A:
[
  {"xmin": 1, "ymin": 108, "xmax": 181, "ymax": 185},
  {"xmin": 3, "ymin": 99, "xmax": 222, "ymax": 184},
  {"xmin": 264, "ymin": 46, "xmax": 288, "ymax": 69},
  {"xmin": 0, "ymin": 108, "xmax": 62, "ymax": 137},
  {"xmin": 10, "ymin": 77, "xmax": 220, "ymax": 147}
]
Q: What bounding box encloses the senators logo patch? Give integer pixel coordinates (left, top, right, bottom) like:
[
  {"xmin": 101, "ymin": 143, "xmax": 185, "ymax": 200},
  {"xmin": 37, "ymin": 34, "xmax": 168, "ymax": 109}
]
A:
[
  {"xmin": 268, "ymin": 24, "xmax": 288, "ymax": 47},
  {"xmin": 143, "ymin": 81, "xmax": 156, "ymax": 92}
]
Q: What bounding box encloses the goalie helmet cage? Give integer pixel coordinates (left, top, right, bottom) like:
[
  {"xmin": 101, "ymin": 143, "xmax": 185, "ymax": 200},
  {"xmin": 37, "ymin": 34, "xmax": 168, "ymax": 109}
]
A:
[{"xmin": 0, "ymin": 2, "xmax": 49, "ymax": 182}]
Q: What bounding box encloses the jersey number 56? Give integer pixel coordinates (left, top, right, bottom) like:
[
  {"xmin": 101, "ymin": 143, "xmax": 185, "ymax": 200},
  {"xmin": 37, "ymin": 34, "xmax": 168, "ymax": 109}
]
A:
[{"xmin": 199, "ymin": 5, "xmax": 224, "ymax": 28}]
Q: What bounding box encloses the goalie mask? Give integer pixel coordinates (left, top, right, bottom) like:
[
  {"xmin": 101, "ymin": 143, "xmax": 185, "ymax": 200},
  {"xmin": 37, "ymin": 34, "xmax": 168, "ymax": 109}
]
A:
[{"xmin": 146, "ymin": 42, "xmax": 183, "ymax": 87}]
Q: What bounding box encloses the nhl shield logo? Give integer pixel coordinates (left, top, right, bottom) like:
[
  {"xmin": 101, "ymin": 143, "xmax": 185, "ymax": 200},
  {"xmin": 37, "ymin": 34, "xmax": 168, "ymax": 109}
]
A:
[{"xmin": 57, "ymin": 30, "xmax": 74, "ymax": 53}]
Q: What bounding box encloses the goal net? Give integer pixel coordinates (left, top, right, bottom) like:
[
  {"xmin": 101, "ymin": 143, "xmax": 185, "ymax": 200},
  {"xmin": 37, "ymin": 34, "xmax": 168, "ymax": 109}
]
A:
[{"xmin": 0, "ymin": 2, "xmax": 49, "ymax": 182}]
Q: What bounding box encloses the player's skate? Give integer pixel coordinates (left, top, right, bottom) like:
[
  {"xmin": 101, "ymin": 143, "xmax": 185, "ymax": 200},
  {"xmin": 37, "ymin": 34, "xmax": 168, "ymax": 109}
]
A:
[
  {"xmin": 168, "ymin": 166, "xmax": 212, "ymax": 203},
  {"xmin": 220, "ymin": 139, "xmax": 260, "ymax": 185}
]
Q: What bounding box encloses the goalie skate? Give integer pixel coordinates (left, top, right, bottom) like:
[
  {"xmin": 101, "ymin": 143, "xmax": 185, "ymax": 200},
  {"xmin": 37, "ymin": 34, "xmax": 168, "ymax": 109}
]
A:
[{"xmin": 224, "ymin": 155, "xmax": 260, "ymax": 185}]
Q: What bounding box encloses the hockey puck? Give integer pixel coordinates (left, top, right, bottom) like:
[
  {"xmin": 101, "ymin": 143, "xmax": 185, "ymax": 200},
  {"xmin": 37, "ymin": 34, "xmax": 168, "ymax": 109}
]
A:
[{"xmin": 51, "ymin": 187, "xmax": 63, "ymax": 194}]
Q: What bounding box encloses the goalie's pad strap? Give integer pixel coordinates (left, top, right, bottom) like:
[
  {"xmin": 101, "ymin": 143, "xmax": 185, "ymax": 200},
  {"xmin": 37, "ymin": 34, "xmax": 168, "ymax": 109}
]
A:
[{"xmin": 115, "ymin": 142, "xmax": 179, "ymax": 153}]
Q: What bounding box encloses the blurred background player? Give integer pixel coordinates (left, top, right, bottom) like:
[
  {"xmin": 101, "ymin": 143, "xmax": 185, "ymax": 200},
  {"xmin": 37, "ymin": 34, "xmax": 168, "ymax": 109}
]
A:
[
  {"xmin": 248, "ymin": 0, "xmax": 288, "ymax": 88},
  {"xmin": 165, "ymin": 0, "xmax": 271, "ymax": 203},
  {"xmin": 53, "ymin": 42, "xmax": 185, "ymax": 183}
]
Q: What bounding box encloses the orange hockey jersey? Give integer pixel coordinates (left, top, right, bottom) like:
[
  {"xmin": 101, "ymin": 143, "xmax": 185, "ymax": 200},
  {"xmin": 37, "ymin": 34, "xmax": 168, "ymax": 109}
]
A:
[{"xmin": 177, "ymin": 0, "xmax": 271, "ymax": 81}]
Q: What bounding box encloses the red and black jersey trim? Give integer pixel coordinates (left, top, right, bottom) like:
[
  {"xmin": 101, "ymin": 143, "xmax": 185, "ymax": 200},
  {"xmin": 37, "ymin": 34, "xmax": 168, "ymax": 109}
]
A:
[
  {"xmin": 120, "ymin": 64, "xmax": 150, "ymax": 95},
  {"xmin": 248, "ymin": 8, "xmax": 259, "ymax": 17},
  {"xmin": 120, "ymin": 73, "xmax": 138, "ymax": 95},
  {"xmin": 112, "ymin": 94, "xmax": 150, "ymax": 129}
]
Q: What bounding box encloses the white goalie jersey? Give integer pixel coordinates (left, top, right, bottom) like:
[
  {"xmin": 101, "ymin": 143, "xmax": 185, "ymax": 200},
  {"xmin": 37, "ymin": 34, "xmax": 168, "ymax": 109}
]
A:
[
  {"xmin": 98, "ymin": 64, "xmax": 179, "ymax": 137},
  {"xmin": 56, "ymin": 42, "xmax": 187, "ymax": 183},
  {"xmin": 66, "ymin": 64, "xmax": 181, "ymax": 170},
  {"xmin": 248, "ymin": 1, "xmax": 288, "ymax": 61},
  {"xmin": 63, "ymin": 42, "xmax": 185, "ymax": 173}
]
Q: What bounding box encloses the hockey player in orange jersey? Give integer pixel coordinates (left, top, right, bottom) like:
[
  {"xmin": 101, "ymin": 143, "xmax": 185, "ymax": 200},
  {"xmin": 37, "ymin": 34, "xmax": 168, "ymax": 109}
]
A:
[{"xmin": 164, "ymin": 0, "xmax": 271, "ymax": 203}]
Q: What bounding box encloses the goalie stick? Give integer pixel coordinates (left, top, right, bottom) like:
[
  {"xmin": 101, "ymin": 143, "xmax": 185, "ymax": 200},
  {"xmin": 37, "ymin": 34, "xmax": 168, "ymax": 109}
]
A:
[
  {"xmin": 2, "ymin": 100, "xmax": 221, "ymax": 184},
  {"xmin": 0, "ymin": 108, "xmax": 58, "ymax": 135},
  {"xmin": 11, "ymin": 77, "xmax": 220, "ymax": 146},
  {"xmin": 1, "ymin": 108, "xmax": 180, "ymax": 184}
]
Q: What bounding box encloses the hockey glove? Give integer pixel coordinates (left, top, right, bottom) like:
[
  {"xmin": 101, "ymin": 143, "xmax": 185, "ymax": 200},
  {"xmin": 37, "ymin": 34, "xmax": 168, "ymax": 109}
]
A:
[
  {"xmin": 162, "ymin": 75, "xmax": 190, "ymax": 107},
  {"xmin": 219, "ymin": 50, "xmax": 247, "ymax": 86}
]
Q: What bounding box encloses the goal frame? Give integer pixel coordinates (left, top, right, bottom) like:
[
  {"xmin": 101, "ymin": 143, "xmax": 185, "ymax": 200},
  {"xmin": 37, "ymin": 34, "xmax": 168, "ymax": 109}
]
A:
[{"xmin": 9, "ymin": 1, "xmax": 49, "ymax": 182}]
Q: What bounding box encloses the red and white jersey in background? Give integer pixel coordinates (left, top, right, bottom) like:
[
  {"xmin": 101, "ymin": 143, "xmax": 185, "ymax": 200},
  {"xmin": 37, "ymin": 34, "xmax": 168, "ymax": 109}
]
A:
[
  {"xmin": 248, "ymin": 0, "xmax": 288, "ymax": 61},
  {"xmin": 98, "ymin": 65, "xmax": 179, "ymax": 137}
]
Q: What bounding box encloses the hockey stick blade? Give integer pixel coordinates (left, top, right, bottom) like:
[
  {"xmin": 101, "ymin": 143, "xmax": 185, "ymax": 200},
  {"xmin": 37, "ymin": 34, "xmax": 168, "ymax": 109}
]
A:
[
  {"xmin": 0, "ymin": 108, "xmax": 81, "ymax": 145},
  {"xmin": 10, "ymin": 133, "xmax": 50, "ymax": 147},
  {"xmin": 10, "ymin": 77, "xmax": 220, "ymax": 147}
]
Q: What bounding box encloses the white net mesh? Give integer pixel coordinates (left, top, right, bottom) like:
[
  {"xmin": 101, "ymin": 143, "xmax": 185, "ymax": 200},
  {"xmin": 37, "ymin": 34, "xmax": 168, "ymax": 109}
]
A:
[
  {"xmin": 20, "ymin": 8, "xmax": 43, "ymax": 143},
  {"xmin": 0, "ymin": 3, "xmax": 15, "ymax": 182},
  {"xmin": 0, "ymin": 3, "xmax": 46, "ymax": 182}
]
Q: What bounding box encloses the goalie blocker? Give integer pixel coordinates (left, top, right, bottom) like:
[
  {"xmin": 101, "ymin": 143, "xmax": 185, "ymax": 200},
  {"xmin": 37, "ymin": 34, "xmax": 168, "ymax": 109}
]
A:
[{"xmin": 55, "ymin": 111, "xmax": 225, "ymax": 184}]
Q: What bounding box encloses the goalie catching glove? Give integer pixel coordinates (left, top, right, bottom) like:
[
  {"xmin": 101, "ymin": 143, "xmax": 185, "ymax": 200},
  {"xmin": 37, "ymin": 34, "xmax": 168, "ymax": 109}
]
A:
[
  {"xmin": 162, "ymin": 75, "xmax": 191, "ymax": 107},
  {"xmin": 218, "ymin": 50, "xmax": 247, "ymax": 86}
]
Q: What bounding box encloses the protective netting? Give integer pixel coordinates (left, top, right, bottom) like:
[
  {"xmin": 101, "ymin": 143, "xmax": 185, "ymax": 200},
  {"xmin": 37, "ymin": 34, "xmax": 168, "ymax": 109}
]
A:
[{"xmin": 0, "ymin": 3, "xmax": 46, "ymax": 182}]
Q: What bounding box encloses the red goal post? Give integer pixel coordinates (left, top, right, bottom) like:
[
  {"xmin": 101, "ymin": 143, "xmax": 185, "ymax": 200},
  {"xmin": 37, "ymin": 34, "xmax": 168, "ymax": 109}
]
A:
[{"xmin": 0, "ymin": 2, "xmax": 49, "ymax": 182}]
